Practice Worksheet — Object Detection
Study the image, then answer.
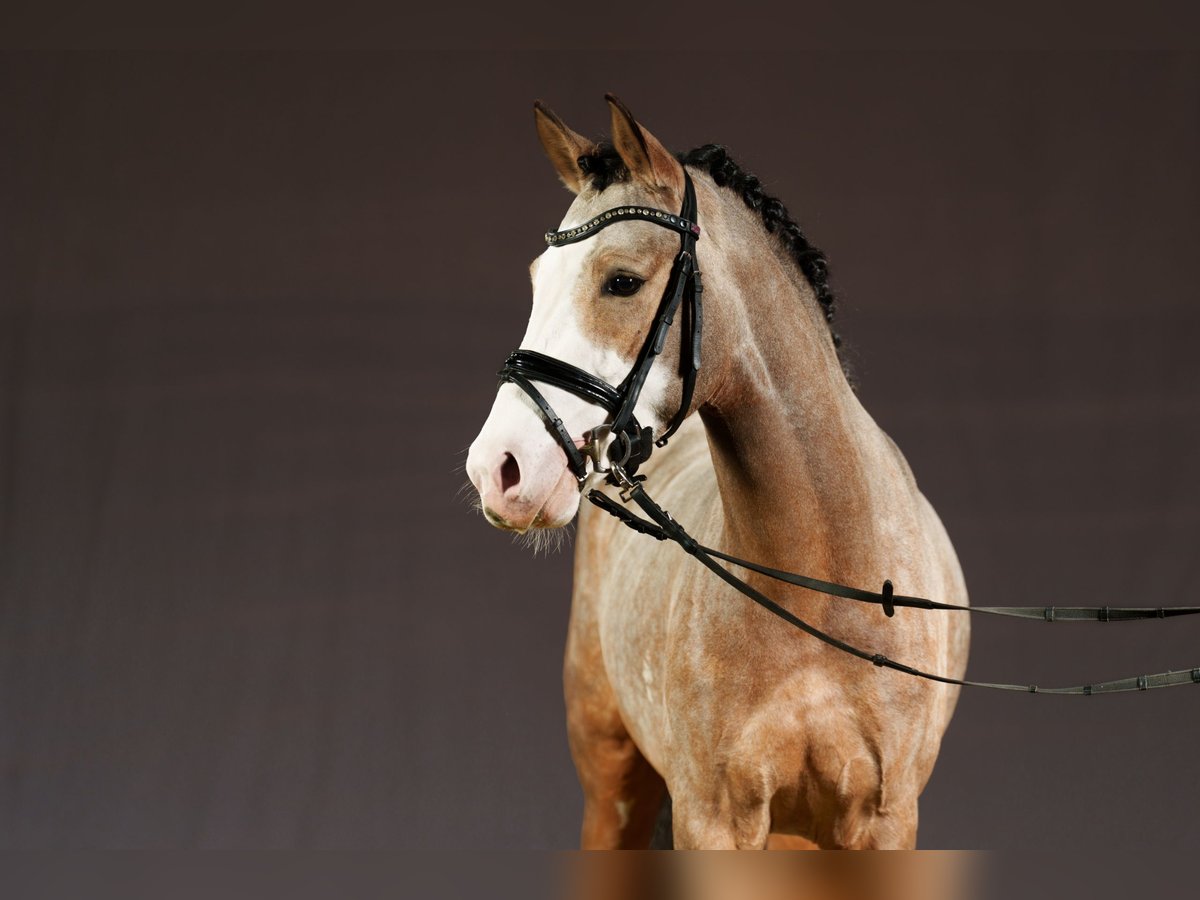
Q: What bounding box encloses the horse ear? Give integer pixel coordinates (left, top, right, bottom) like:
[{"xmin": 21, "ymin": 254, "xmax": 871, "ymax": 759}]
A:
[
  {"xmin": 534, "ymin": 101, "xmax": 595, "ymax": 194},
  {"xmin": 605, "ymin": 93, "xmax": 682, "ymax": 194}
]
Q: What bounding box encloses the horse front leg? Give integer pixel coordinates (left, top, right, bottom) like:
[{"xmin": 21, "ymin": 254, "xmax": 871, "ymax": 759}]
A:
[
  {"xmin": 670, "ymin": 794, "xmax": 772, "ymax": 850},
  {"xmin": 572, "ymin": 730, "xmax": 666, "ymax": 849},
  {"xmin": 669, "ymin": 761, "xmax": 773, "ymax": 850},
  {"xmin": 565, "ymin": 624, "xmax": 665, "ymax": 849}
]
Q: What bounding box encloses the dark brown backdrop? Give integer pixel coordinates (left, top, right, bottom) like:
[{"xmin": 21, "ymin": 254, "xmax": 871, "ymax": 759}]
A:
[{"xmin": 2, "ymin": 51, "xmax": 1198, "ymax": 849}]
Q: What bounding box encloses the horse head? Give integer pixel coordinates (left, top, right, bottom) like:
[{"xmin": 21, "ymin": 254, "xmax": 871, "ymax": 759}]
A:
[{"xmin": 467, "ymin": 96, "xmax": 717, "ymax": 533}]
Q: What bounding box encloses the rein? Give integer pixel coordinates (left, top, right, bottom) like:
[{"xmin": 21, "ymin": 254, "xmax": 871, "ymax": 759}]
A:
[{"xmin": 496, "ymin": 171, "xmax": 1200, "ymax": 696}]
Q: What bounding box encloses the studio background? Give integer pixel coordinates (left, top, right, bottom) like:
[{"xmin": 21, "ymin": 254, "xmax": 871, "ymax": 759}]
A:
[{"xmin": 2, "ymin": 51, "xmax": 1198, "ymax": 848}]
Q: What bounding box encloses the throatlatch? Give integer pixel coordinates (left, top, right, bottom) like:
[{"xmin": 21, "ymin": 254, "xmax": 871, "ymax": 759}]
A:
[{"xmin": 493, "ymin": 167, "xmax": 1200, "ymax": 697}]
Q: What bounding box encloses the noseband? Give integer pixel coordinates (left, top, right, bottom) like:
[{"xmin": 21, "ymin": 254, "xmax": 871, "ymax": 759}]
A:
[
  {"xmin": 490, "ymin": 169, "xmax": 1200, "ymax": 697},
  {"xmin": 498, "ymin": 172, "xmax": 702, "ymax": 484}
]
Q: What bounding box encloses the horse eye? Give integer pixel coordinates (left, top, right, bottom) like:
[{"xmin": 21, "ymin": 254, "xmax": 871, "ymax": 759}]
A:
[{"xmin": 606, "ymin": 274, "xmax": 644, "ymax": 297}]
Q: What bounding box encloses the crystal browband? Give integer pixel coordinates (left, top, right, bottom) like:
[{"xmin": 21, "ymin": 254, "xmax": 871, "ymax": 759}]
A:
[{"xmin": 545, "ymin": 206, "xmax": 701, "ymax": 247}]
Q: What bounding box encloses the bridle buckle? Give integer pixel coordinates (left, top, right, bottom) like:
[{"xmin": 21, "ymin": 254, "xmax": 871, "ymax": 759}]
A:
[{"xmin": 609, "ymin": 462, "xmax": 643, "ymax": 503}]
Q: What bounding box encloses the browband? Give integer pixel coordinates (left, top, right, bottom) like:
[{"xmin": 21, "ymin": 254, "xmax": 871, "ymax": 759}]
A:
[{"xmin": 546, "ymin": 207, "xmax": 701, "ymax": 247}]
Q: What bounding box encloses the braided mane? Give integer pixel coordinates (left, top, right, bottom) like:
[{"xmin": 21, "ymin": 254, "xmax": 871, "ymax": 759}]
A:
[{"xmin": 578, "ymin": 143, "xmax": 850, "ymax": 383}]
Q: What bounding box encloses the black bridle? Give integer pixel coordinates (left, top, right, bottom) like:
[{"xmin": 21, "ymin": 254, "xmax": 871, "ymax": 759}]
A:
[
  {"xmin": 499, "ymin": 173, "xmax": 703, "ymax": 483},
  {"xmin": 494, "ymin": 172, "xmax": 1200, "ymax": 696}
]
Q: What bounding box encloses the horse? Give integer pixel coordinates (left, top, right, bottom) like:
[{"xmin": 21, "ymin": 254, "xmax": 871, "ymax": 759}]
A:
[{"xmin": 466, "ymin": 95, "xmax": 969, "ymax": 850}]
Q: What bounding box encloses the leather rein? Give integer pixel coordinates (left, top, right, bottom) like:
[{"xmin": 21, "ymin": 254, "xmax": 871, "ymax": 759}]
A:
[{"xmin": 496, "ymin": 171, "xmax": 1200, "ymax": 696}]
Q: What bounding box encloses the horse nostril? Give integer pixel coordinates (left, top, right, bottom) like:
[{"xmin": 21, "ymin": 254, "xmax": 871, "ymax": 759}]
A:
[{"xmin": 500, "ymin": 453, "xmax": 521, "ymax": 495}]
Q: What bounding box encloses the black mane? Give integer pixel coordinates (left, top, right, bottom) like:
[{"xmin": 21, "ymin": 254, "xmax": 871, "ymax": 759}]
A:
[{"xmin": 578, "ymin": 143, "xmax": 849, "ymax": 382}]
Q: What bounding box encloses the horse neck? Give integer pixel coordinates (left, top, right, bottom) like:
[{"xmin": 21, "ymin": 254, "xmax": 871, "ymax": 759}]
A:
[{"xmin": 698, "ymin": 221, "xmax": 886, "ymax": 570}]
